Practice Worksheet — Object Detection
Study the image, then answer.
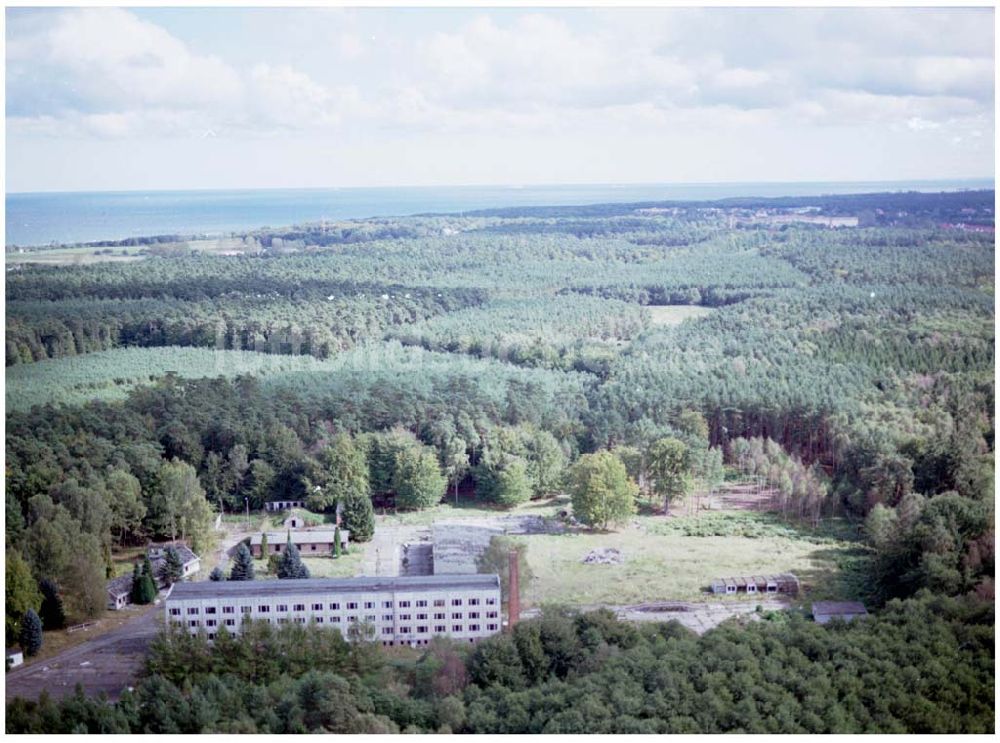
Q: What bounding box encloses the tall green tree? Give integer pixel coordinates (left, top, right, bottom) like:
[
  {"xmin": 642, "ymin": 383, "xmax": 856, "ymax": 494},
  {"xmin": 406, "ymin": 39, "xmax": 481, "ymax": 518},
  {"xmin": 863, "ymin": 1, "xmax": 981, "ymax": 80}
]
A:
[
  {"xmin": 105, "ymin": 469, "xmax": 145, "ymax": 546},
  {"xmin": 229, "ymin": 543, "xmax": 256, "ymax": 581},
  {"xmin": 341, "ymin": 492, "xmax": 375, "ymax": 542},
  {"xmin": 277, "ymin": 533, "xmax": 311, "ymax": 579},
  {"xmin": 38, "ymin": 578, "xmax": 66, "ymax": 631},
  {"xmin": 20, "ymin": 609, "xmax": 43, "ymax": 657},
  {"xmin": 392, "ymin": 445, "xmax": 446, "ymax": 511},
  {"xmin": 160, "ymin": 546, "xmax": 184, "ymax": 587},
  {"xmin": 568, "ymin": 451, "xmax": 638, "ymax": 530},
  {"xmin": 648, "ymin": 437, "xmax": 691, "ymax": 514},
  {"xmin": 6, "ymin": 551, "xmax": 41, "ymax": 644}
]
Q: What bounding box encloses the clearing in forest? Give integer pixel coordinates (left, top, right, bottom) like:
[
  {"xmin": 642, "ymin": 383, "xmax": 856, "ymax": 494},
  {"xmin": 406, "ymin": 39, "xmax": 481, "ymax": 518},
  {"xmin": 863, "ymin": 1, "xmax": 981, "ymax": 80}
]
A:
[
  {"xmin": 520, "ymin": 511, "xmax": 867, "ymax": 607},
  {"xmin": 645, "ymin": 304, "xmax": 714, "ymax": 326}
]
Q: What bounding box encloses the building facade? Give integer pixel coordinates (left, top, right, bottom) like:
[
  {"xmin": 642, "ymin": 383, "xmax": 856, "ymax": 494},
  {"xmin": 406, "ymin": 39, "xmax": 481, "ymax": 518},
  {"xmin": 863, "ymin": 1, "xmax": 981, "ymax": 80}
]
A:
[
  {"xmin": 165, "ymin": 574, "xmax": 502, "ymax": 647},
  {"xmin": 710, "ymin": 573, "xmax": 800, "ymax": 596},
  {"xmin": 249, "ymin": 529, "xmax": 350, "ymax": 558}
]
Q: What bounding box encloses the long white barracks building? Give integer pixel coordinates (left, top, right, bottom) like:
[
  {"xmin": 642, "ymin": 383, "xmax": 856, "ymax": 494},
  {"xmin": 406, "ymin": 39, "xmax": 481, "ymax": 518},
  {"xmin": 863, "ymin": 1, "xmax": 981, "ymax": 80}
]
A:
[{"xmin": 165, "ymin": 574, "xmax": 502, "ymax": 646}]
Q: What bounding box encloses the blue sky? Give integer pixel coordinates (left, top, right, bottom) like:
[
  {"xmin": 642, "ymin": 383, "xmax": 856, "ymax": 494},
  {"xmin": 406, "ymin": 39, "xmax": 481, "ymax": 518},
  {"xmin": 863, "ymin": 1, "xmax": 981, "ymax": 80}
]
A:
[{"xmin": 5, "ymin": 6, "xmax": 995, "ymax": 192}]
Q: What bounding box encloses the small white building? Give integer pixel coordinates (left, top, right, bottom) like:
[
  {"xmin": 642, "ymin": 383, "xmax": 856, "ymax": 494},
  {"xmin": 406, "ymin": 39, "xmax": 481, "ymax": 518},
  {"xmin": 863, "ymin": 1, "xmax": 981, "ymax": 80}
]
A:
[{"xmin": 6, "ymin": 649, "xmax": 24, "ymax": 668}]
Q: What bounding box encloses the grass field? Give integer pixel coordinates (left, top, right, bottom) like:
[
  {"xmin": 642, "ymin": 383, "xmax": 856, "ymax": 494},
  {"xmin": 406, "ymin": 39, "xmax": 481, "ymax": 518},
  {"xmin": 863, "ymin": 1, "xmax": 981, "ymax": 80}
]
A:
[
  {"xmin": 520, "ymin": 511, "xmax": 869, "ymax": 608},
  {"xmin": 6, "ymin": 246, "xmax": 147, "ymax": 265},
  {"xmin": 645, "ymin": 305, "xmax": 714, "ymax": 326},
  {"xmin": 5, "ymin": 346, "xmax": 345, "ymax": 411}
]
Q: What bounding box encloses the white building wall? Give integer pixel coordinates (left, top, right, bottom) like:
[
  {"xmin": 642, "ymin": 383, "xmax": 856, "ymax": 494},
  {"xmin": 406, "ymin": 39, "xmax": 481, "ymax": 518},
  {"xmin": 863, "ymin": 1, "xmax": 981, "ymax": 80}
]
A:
[{"xmin": 166, "ymin": 584, "xmax": 501, "ymax": 645}]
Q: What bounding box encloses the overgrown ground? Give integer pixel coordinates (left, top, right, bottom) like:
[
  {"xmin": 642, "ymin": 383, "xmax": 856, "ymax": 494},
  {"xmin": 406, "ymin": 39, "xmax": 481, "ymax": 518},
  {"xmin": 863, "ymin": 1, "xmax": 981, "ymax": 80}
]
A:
[
  {"xmin": 645, "ymin": 304, "xmax": 715, "ymax": 326},
  {"xmin": 519, "ymin": 510, "xmax": 870, "ymax": 607}
]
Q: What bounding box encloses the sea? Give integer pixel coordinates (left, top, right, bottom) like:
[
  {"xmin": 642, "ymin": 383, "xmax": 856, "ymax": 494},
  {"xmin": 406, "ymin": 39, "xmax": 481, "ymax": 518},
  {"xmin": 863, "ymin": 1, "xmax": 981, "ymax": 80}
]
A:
[{"xmin": 5, "ymin": 178, "xmax": 993, "ymax": 247}]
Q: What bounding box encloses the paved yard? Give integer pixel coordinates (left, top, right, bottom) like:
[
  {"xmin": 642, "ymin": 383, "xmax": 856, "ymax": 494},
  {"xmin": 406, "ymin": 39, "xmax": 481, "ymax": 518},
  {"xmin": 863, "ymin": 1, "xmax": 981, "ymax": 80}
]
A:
[{"xmin": 5, "ymin": 604, "xmax": 161, "ymax": 704}]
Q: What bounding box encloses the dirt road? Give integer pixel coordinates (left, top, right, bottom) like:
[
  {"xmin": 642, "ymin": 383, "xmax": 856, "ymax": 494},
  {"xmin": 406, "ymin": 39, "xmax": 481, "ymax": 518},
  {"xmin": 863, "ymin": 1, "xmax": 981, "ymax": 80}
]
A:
[{"xmin": 6, "ymin": 604, "xmax": 161, "ymax": 704}]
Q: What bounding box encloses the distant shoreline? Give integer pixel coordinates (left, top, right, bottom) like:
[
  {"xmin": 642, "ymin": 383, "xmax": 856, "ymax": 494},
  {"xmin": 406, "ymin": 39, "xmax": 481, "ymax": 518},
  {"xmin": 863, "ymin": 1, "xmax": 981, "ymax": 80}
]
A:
[{"xmin": 6, "ymin": 179, "xmax": 994, "ymax": 248}]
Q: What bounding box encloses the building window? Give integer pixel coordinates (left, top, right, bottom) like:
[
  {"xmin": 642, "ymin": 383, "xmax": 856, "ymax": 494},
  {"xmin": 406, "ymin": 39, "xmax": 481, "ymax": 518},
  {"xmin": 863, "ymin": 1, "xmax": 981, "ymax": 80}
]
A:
[
  {"xmin": 469, "ymin": 624, "xmax": 479, "ymax": 632},
  {"xmin": 451, "ymin": 599, "xmax": 463, "ymax": 606},
  {"xmin": 331, "ymin": 617, "xmax": 341, "ymax": 623},
  {"xmin": 468, "ymin": 598, "xmax": 480, "ymax": 605},
  {"xmin": 416, "ymin": 600, "xmax": 427, "ymax": 607},
  {"xmin": 187, "ymin": 608, "xmax": 199, "ymax": 615},
  {"xmin": 347, "ymin": 616, "xmax": 357, "ymax": 623},
  {"xmin": 399, "ymin": 614, "xmax": 411, "ymax": 621},
  {"xmin": 433, "ymin": 599, "xmax": 446, "ymax": 607},
  {"xmin": 315, "ymin": 617, "xmax": 324, "ymax": 624},
  {"xmin": 225, "ymin": 619, "xmax": 235, "ymax": 627},
  {"xmin": 417, "ymin": 626, "xmax": 428, "ymax": 634},
  {"xmin": 487, "ymin": 611, "xmax": 498, "ymax": 619},
  {"xmin": 170, "ymin": 608, "xmax": 181, "ymax": 616},
  {"xmin": 258, "ymin": 605, "xmax": 270, "ymax": 613},
  {"xmin": 295, "ymin": 618, "xmax": 306, "ymax": 624},
  {"xmin": 399, "ymin": 600, "xmax": 411, "ymax": 608},
  {"xmin": 416, "ymin": 613, "xmax": 427, "ymax": 620},
  {"xmin": 206, "ymin": 619, "xmax": 217, "ymax": 627},
  {"xmin": 488, "ymin": 624, "xmax": 498, "ymax": 631},
  {"xmin": 223, "ymin": 607, "xmax": 235, "ymax": 614},
  {"xmin": 189, "ymin": 620, "xmax": 200, "ymax": 627},
  {"xmin": 241, "ymin": 606, "xmax": 252, "ymax": 614},
  {"xmin": 451, "ymin": 613, "xmax": 463, "ymax": 620},
  {"xmin": 399, "ymin": 627, "xmax": 411, "ymax": 634},
  {"xmin": 452, "ymin": 625, "xmax": 462, "ymax": 633},
  {"xmin": 469, "ymin": 612, "xmax": 480, "ymax": 619},
  {"xmin": 171, "ymin": 620, "xmax": 183, "ymax": 627},
  {"xmin": 382, "ymin": 615, "xmax": 393, "ymax": 622},
  {"xmin": 364, "ymin": 602, "xmax": 374, "ymax": 609},
  {"xmin": 310, "ymin": 545, "xmax": 317, "ymax": 551},
  {"xmin": 347, "ymin": 602, "xmax": 358, "ymax": 610},
  {"xmin": 434, "ymin": 625, "xmax": 446, "ymax": 633},
  {"xmin": 383, "ymin": 627, "xmax": 393, "ymax": 635},
  {"xmin": 486, "ymin": 598, "xmax": 497, "ymax": 605},
  {"xmin": 205, "ymin": 607, "xmax": 217, "ymax": 615},
  {"xmin": 277, "ymin": 604, "xmax": 288, "ymax": 612},
  {"xmin": 293, "ymin": 604, "xmax": 305, "ymax": 612},
  {"xmin": 383, "ymin": 601, "xmax": 393, "ymax": 609},
  {"xmin": 366, "ymin": 615, "xmax": 376, "ymax": 623},
  {"xmin": 434, "ymin": 613, "xmax": 445, "ymax": 620},
  {"xmin": 312, "ymin": 603, "xmax": 323, "ymax": 611},
  {"xmin": 330, "ymin": 603, "xmax": 340, "ymax": 610}
]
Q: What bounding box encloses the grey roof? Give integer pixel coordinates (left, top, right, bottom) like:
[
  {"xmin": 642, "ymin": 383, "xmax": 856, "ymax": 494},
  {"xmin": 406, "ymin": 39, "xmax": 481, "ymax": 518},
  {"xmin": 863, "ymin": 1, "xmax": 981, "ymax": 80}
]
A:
[
  {"xmin": 107, "ymin": 574, "xmax": 133, "ymax": 598},
  {"xmin": 250, "ymin": 530, "xmax": 348, "ymax": 546},
  {"xmin": 432, "ymin": 523, "xmax": 502, "ymax": 575},
  {"xmin": 812, "ymin": 601, "xmax": 868, "ymax": 623},
  {"xmin": 168, "ymin": 573, "xmax": 500, "ymax": 600}
]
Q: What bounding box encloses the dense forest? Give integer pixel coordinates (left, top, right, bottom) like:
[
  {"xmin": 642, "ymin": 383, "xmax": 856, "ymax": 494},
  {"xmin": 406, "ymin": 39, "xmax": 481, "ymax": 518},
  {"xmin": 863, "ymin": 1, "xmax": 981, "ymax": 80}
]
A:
[
  {"xmin": 6, "ymin": 594, "xmax": 993, "ymax": 733},
  {"xmin": 5, "ymin": 190, "xmax": 994, "ymax": 731}
]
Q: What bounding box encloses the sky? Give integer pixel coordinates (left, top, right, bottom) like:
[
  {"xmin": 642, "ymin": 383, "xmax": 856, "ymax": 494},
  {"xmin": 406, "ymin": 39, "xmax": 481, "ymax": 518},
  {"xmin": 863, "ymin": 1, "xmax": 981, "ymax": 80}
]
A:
[{"xmin": 5, "ymin": 6, "xmax": 995, "ymax": 193}]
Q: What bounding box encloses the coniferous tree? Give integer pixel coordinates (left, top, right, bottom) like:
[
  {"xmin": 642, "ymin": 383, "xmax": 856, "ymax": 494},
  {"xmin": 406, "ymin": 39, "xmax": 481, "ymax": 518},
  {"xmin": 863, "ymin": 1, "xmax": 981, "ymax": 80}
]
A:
[
  {"xmin": 341, "ymin": 493, "xmax": 374, "ymax": 543},
  {"xmin": 333, "ymin": 526, "xmax": 342, "ymax": 558},
  {"xmin": 209, "ymin": 566, "xmax": 225, "ymax": 582},
  {"xmin": 277, "ymin": 533, "xmax": 310, "ymax": 579},
  {"xmin": 38, "ymin": 579, "xmax": 66, "ymax": 631},
  {"xmin": 161, "ymin": 546, "xmax": 184, "ymax": 586},
  {"xmin": 229, "ymin": 543, "xmax": 256, "ymax": 581},
  {"xmin": 20, "ymin": 609, "xmax": 43, "ymax": 657},
  {"xmin": 258, "ymin": 532, "xmax": 268, "ymax": 560}
]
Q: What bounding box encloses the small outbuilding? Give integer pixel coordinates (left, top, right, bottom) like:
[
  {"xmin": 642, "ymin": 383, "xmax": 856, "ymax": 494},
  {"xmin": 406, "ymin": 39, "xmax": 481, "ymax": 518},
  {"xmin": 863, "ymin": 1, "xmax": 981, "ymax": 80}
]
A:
[
  {"xmin": 107, "ymin": 574, "xmax": 134, "ymax": 610},
  {"xmin": 250, "ymin": 529, "xmax": 350, "ymax": 558},
  {"xmin": 265, "ymin": 501, "xmax": 305, "ymax": 512},
  {"xmin": 711, "ymin": 573, "xmax": 800, "ymax": 596},
  {"xmin": 6, "ymin": 649, "xmax": 24, "ymax": 668},
  {"xmin": 812, "ymin": 601, "xmax": 869, "ymax": 625}
]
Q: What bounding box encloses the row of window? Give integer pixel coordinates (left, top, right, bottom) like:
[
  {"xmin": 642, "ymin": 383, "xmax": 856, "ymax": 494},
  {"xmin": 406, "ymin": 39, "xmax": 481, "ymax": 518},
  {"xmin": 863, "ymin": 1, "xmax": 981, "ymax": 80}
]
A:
[
  {"xmin": 177, "ymin": 618, "xmax": 500, "ymax": 634},
  {"xmin": 171, "ymin": 597, "xmax": 496, "ymax": 616}
]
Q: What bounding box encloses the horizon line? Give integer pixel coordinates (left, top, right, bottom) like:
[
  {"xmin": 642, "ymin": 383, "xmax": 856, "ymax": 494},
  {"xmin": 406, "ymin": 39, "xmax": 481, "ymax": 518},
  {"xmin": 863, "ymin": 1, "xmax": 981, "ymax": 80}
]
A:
[{"xmin": 7, "ymin": 176, "xmax": 995, "ymax": 198}]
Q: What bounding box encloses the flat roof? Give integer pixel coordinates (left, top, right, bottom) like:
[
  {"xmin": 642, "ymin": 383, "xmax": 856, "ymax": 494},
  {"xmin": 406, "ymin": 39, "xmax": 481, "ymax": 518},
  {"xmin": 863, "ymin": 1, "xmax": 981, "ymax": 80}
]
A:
[{"xmin": 168, "ymin": 573, "xmax": 500, "ymax": 600}]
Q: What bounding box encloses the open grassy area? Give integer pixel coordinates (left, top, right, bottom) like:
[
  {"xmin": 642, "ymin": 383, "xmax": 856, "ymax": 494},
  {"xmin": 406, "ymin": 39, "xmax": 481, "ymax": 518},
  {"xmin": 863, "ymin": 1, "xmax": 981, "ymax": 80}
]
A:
[
  {"xmin": 645, "ymin": 304, "xmax": 714, "ymax": 326},
  {"xmin": 374, "ymin": 495, "xmax": 569, "ymax": 527},
  {"xmin": 520, "ymin": 511, "xmax": 869, "ymax": 608},
  {"xmin": 6, "ymin": 245, "xmax": 147, "ymax": 265}
]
